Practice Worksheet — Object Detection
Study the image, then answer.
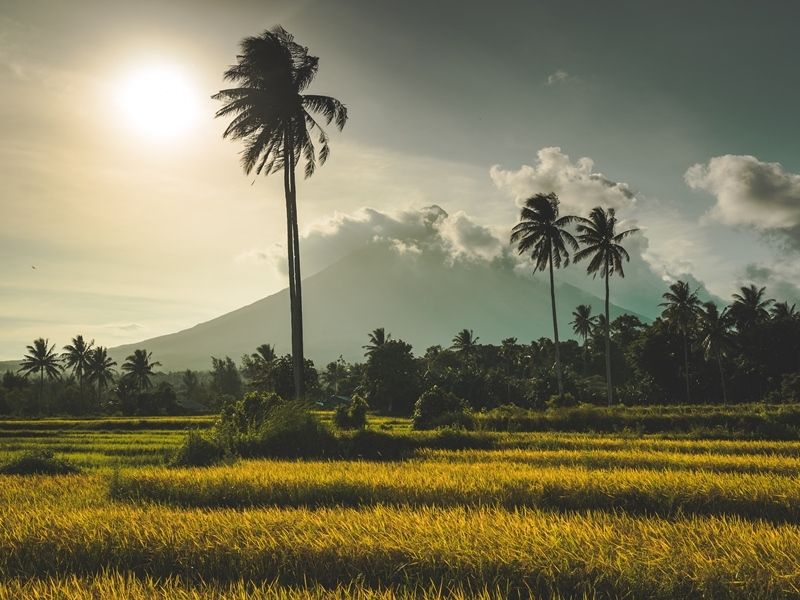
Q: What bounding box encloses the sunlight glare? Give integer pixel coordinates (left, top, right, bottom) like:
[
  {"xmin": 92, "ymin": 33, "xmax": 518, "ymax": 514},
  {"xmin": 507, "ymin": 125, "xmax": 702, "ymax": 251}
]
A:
[{"xmin": 115, "ymin": 64, "xmax": 201, "ymax": 140}]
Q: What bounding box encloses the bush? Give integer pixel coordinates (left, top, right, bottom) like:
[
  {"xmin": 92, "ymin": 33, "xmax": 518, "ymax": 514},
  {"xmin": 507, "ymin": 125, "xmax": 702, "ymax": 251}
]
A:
[
  {"xmin": 412, "ymin": 386, "xmax": 470, "ymax": 430},
  {"xmin": 333, "ymin": 394, "xmax": 369, "ymax": 430},
  {"xmin": 238, "ymin": 401, "xmax": 338, "ymax": 459},
  {"xmin": 171, "ymin": 431, "xmax": 224, "ymax": 467},
  {"xmin": 545, "ymin": 392, "xmax": 577, "ymax": 409},
  {"xmin": 0, "ymin": 450, "xmax": 80, "ymax": 475},
  {"xmin": 337, "ymin": 429, "xmax": 417, "ymax": 460}
]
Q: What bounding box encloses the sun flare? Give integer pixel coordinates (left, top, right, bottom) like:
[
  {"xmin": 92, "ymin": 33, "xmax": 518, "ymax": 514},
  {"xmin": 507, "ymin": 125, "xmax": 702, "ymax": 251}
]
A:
[{"xmin": 115, "ymin": 64, "xmax": 201, "ymax": 140}]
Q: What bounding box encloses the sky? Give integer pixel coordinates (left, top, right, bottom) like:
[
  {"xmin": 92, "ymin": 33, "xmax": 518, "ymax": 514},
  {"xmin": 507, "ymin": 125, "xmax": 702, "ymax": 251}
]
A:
[{"xmin": 2, "ymin": 0, "xmax": 800, "ymax": 360}]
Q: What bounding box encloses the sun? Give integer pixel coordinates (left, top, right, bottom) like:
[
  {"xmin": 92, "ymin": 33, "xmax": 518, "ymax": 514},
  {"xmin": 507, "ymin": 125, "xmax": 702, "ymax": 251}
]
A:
[{"xmin": 114, "ymin": 64, "xmax": 201, "ymax": 140}]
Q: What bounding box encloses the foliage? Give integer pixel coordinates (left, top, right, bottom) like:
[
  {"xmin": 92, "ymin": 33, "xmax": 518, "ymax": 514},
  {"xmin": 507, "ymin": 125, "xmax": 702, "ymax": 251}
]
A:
[
  {"xmin": 364, "ymin": 339, "xmax": 420, "ymax": 414},
  {"xmin": 170, "ymin": 431, "xmax": 224, "ymax": 467},
  {"xmin": 0, "ymin": 449, "xmax": 79, "ymax": 475},
  {"xmin": 333, "ymin": 394, "xmax": 369, "ymax": 430},
  {"xmin": 412, "ymin": 386, "xmax": 472, "ymax": 430}
]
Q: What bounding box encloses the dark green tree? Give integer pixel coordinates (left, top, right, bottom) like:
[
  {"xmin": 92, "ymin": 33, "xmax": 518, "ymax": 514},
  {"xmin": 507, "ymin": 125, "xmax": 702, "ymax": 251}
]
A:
[
  {"xmin": 61, "ymin": 335, "xmax": 94, "ymax": 400},
  {"xmin": 18, "ymin": 338, "xmax": 62, "ymax": 402},
  {"xmin": 121, "ymin": 349, "xmax": 161, "ymax": 391},
  {"xmin": 85, "ymin": 346, "xmax": 116, "ymax": 405},
  {"xmin": 730, "ymin": 284, "xmax": 773, "ymax": 330},
  {"xmin": 214, "ymin": 26, "xmax": 348, "ymax": 400},
  {"xmin": 697, "ymin": 302, "xmax": 734, "ymax": 404},
  {"xmin": 659, "ymin": 281, "xmax": 701, "ymax": 403},
  {"xmin": 363, "ymin": 328, "xmax": 391, "ymax": 356}
]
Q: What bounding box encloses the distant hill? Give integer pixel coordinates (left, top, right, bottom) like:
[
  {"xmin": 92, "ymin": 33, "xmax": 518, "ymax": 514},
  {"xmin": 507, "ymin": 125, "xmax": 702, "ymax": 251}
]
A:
[{"xmin": 105, "ymin": 242, "xmax": 646, "ymax": 371}]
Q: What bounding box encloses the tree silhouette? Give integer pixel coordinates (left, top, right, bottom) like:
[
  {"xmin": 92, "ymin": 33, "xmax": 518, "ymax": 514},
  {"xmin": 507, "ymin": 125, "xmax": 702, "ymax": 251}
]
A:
[
  {"xmin": 18, "ymin": 338, "xmax": 62, "ymax": 401},
  {"xmin": 571, "ymin": 304, "xmax": 597, "ymax": 372},
  {"xmin": 574, "ymin": 207, "xmax": 638, "ymax": 405},
  {"xmin": 86, "ymin": 346, "xmax": 117, "ymax": 403},
  {"xmin": 121, "ymin": 349, "xmax": 161, "ymax": 391},
  {"xmin": 771, "ymin": 301, "xmax": 797, "ymax": 321},
  {"xmin": 697, "ymin": 302, "xmax": 734, "ymax": 404},
  {"xmin": 659, "ymin": 281, "xmax": 701, "ymax": 403},
  {"xmin": 511, "ymin": 193, "xmax": 578, "ymax": 398},
  {"xmin": 214, "ymin": 26, "xmax": 347, "ymax": 400},
  {"xmin": 61, "ymin": 335, "xmax": 94, "ymax": 399},
  {"xmin": 451, "ymin": 329, "xmax": 480, "ymax": 361},
  {"xmin": 363, "ymin": 328, "xmax": 392, "ymax": 356},
  {"xmin": 730, "ymin": 284, "xmax": 773, "ymax": 329}
]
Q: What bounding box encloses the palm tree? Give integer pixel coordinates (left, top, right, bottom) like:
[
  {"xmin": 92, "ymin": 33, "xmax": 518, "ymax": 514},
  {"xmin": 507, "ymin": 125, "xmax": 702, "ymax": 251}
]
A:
[
  {"xmin": 510, "ymin": 193, "xmax": 578, "ymax": 398},
  {"xmin": 571, "ymin": 304, "xmax": 597, "ymax": 372},
  {"xmin": 253, "ymin": 343, "xmax": 277, "ymax": 364},
  {"xmin": 61, "ymin": 335, "xmax": 94, "ymax": 398},
  {"xmin": 121, "ymin": 349, "xmax": 161, "ymax": 391},
  {"xmin": 18, "ymin": 338, "xmax": 62, "ymax": 400},
  {"xmin": 659, "ymin": 281, "xmax": 701, "ymax": 403},
  {"xmin": 363, "ymin": 328, "xmax": 391, "ymax": 356},
  {"xmin": 697, "ymin": 302, "xmax": 734, "ymax": 404},
  {"xmin": 771, "ymin": 301, "xmax": 797, "ymax": 321},
  {"xmin": 574, "ymin": 207, "xmax": 639, "ymax": 405},
  {"xmin": 86, "ymin": 346, "xmax": 117, "ymax": 402},
  {"xmin": 213, "ymin": 26, "xmax": 348, "ymax": 400},
  {"xmin": 451, "ymin": 329, "xmax": 480, "ymax": 361},
  {"xmin": 730, "ymin": 284, "xmax": 773, "ymax": 329}
]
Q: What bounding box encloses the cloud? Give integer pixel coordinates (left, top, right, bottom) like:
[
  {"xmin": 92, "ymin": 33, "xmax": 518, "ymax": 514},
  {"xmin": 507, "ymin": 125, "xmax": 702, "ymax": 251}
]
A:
[
  {"xmin": 546, "ymin": 70, "xmax": 578, "ymax": 86},
  {"xmin": 739, "ymin": 263, "xmax": 800, "ymax": 303},
  {"xmin": 490, "ymin": 147, "xmax": 636, "ymax": 214},
  {"xmin": 686, "ymin": 154, "xmax": 800, "ymax": 250},
  {"xmin": 245, "ymin": 205, "xmax": 508, "ymax": 277}
]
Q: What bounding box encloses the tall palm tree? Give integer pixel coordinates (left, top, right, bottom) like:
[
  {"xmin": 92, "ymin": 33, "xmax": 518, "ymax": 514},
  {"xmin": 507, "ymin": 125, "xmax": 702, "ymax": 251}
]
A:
[
  {"xmin": 61, "ymin": 335, "xmax": 94, "ymax": 398},
  {"xmin": 253, "ymin": 343, "xmax": 277, "ymax": 364},
  {"xmin": 697, "ymin": 302, "xmax": 734, "ymax": 404},
  {"xmin": 571, "ymin": 304, "xmax": 597, "ymax": 372},
  {"xmin": 771, "ymin": 301, "xmax": 797, "ymax": 321},
  {"xmin": 730, "ymin": 284, "xmax": 773, "ymax": 329},
  {"xmin": 659, "ymin": 281, "xmax": 701, "ymax": 403},
  {"xmin": 213, "ymin": 26, "xmax": 348, "ymax": 400},
  {"xmin": 18, "ymin": 338, "xmax": 62, "ymax": 400},
  {"xmin": 574, "ymin": 207, "xmax": 638, "ymax": 405},
  {"xmin": 363, "ymin": 328, "xmax": 391, "ymax": 356},
  {"xmin": 121, "ymin": 349, "xmax": 161, "ymax": 392},
  {"xmin": 86, "ymin": 346, "xmax": 117, "ymax": 402},
  {"xmin": 511, "ymin": 193, "xmax": 578, "ymax": 397},
  {"xmin": 451, "ymin": 329, "xmax": 480, "ymax": 361}
]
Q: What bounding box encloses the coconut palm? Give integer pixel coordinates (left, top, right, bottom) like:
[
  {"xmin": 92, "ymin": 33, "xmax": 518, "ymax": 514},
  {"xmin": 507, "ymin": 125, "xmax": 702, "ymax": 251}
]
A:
[
  {"xmin": 86, "ymin": 346, "xmax": 117, "ymax": 402},
  {"xmin": 18, "ymin": 338, "xmax": 63, "ymax": 400},
  {"xmin": 697, "ymin": 302, "xmax": 734, "ymax": 404},
  {"xmin": 659, "ymin": 281, "xmax": 701, "ymax": 403},
  {"xmin": 571, "ymin": 304, "xmax": 597, "ymax": 372},
  {"xmin": 771, "ymin": 301, "xmax": 797, "ymax": 321},
  {"xmin": 451, "ymin": 329, "xmax": 480, "ymax": 361},
  {"xmin": 121, "ymin": 349, "xmax": 161, "ymax": 391},
  {"xmin": 574, "ymin": 207, "xmax": 639, "ymax": 405},
  {"xmin": 511, "ymin": 193, "xmax": 578, "ymax": 397},
  {"xmin": 61, "ymin": 335, "xmax": 94, "ymax": 398},
  {"xmin": 730, "ymin": 284, "xmax": 773, "ymax": 329},
  {"xmin": 213, "ymin": 26, "xmax": 347, "ymax": 400},
  {"xmin": 363, "ymin": 328, "xmax": 392, "ymax": 356}
]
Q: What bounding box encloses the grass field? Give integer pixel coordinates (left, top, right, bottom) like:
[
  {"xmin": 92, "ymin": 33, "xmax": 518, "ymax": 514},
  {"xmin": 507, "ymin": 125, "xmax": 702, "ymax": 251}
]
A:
[{"xmin": 2, "ymin": 415, "xmax": 800, "ymax": 598}]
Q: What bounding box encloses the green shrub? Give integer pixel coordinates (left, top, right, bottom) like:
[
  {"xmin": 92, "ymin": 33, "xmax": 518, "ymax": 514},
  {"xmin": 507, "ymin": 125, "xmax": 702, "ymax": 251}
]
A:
[
  {"xmin": 0, "ymin": 450, "xmax": 80, "ymax": 475},
  {"xmin": 170, "ymin": 431, "xmax": 224, "ymax": 467},
  {"xmin": 412, "ymin": 386, "xmax": 470, "ymax": 430},
  {"xmin": 333, "ymin": 394, "xmax": 369, "ymax": 430},
  {"xmin": 545, "ymin": 392, "xmax": 577, "ymax": 409},
  {"xmin": 239, "ymin": 401, "xmax": 337, "ymax": 459},
  {"xmin": 337, "ymin": 429, "xmax": 417, "ymax": 460}
]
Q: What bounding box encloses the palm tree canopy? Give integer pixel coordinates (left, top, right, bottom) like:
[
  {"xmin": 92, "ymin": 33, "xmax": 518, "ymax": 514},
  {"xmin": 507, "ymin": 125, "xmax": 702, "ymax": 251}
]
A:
[
  {"xmin": 510, "ymin": 193, "xmax": 578, "ymax": 271},
  {"xmin": 659, "ymin": 281, "xmax": 701, "ymax": 333},
  {"xmin": 771, "ymin": 301, "xmax": 797, "ymax": 320},
  {"xmin": 121, "ymin": 349, "xmax": 161, "ymax": 390},
  {"xmin": 697, "ymin": 302, "xmax": 734, "ymax": 360},
  {"xmin": 86, "ymin": 347, "xmax": 117, "ymax": 388},
  {"xmin": 451, "ymin": 329, "xmax": 480, "ymax": 355},
  {"xmin": 61, "ymin": 335, "xmax": 94, "ymax": 379},
  {"xmin": 253, "ymin": 343, "xmax": 277, "ymax": 363},
  {"xmin": 363, "ymin": 328, "xmax": 391, "ymax": 355},
  {"xmin": 731, "ymin": 284, "xmax": 774, "ymax": 328},
  {"xmin": 213, "ymin": 26, "xmax": 348, "ymax": 179},
  {"xmin": 18, "ymin": 338, "xmax": 62, "ymax": 380},
  {"xmin": 574, "ymin": 207, "xmax": 639, "ymax": 278},
  {"xmin": 571, "ymin": 304, "xmax": 597, "ymax": 339}
]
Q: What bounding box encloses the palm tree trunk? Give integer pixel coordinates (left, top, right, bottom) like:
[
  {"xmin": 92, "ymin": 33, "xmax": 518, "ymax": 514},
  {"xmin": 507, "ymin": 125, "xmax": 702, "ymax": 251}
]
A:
[
  {"xmin": 548, "ymin": 254, "xmax": 564, "ymax": 398},
  {"xmin": 39, "ymin": 368, "xmax": 44, "ymax": 403},
  {"xmin": 717, "ymin": 350, "xmax": 728, "ymax": 404},
  {"xmin": 604, "ymin": 258, "xmax": 613, "ymax": 406},
  {"xmin": 682, "ymin": 332, "xmax": 691, "ymax": 403},
  {"xmin": 283, "ymin": 131, "xmax": 304, "ymax": 401}
]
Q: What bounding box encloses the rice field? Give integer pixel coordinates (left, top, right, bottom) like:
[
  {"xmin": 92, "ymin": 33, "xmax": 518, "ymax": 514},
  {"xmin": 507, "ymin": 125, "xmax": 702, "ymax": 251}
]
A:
[{"xmin": 2, "ymin": 417, "xmax": 800, "ymax": 598}]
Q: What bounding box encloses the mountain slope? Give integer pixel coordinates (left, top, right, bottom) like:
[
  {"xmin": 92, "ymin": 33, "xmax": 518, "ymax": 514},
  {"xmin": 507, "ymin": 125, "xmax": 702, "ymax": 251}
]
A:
[{"xmin": 108, "ymin": 243, "xmax": 647, "ymax": 370}]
